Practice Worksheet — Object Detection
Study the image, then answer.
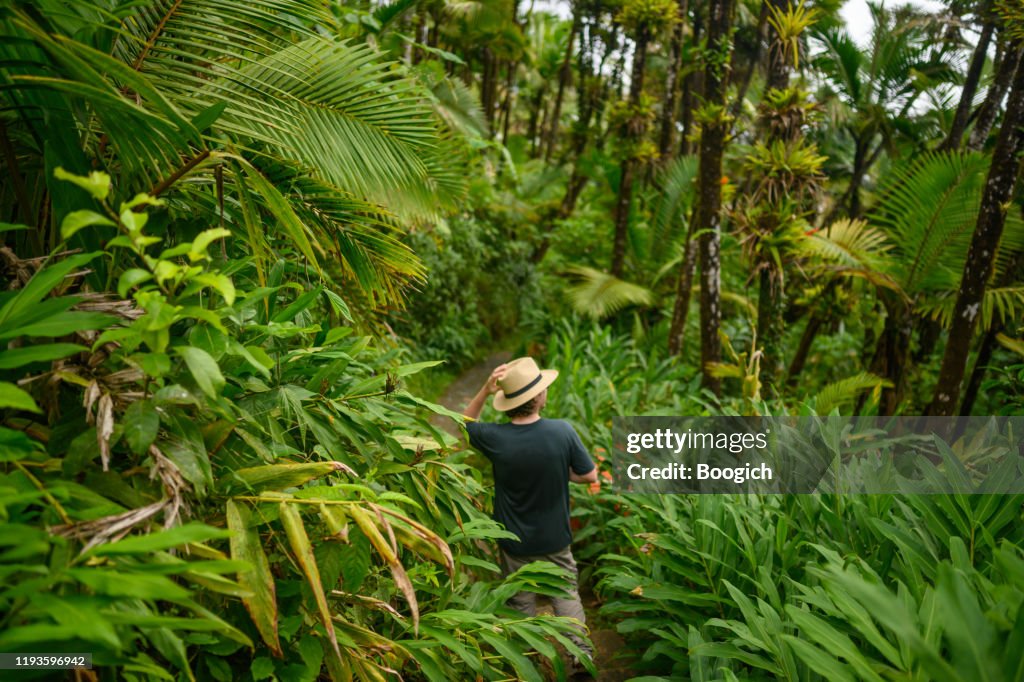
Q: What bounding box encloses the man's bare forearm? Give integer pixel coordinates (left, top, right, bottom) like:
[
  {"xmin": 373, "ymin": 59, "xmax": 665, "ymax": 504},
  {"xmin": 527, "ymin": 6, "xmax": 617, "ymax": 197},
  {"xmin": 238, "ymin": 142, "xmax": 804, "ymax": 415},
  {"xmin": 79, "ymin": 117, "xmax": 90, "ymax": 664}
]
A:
[
  {"xmin": 569, "ymin": 469, "xmax": 598, "ymax": 484},
  {"xmin": 463, "ymin": 385, "xmax": 490, "ymax": 420},
  {"xmin": 462, "ymin": 363, "xmax": 509, "ymax": 420}
]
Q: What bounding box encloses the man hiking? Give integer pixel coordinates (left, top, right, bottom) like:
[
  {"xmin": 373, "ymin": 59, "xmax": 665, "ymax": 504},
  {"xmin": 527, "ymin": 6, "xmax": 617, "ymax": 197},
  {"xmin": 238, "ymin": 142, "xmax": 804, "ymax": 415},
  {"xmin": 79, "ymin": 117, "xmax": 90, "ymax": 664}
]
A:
[{"xmin": 462, "ymin": 356, "xmax": 597, "ymax": 673}]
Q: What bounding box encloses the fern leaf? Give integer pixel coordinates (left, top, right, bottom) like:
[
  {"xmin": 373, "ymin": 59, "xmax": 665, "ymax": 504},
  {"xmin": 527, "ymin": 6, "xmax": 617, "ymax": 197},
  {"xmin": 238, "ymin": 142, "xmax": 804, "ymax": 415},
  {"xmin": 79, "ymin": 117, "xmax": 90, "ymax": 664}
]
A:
[{"xmin": 565, "ymin": 266, "xmax": 655, "ymax": 319}]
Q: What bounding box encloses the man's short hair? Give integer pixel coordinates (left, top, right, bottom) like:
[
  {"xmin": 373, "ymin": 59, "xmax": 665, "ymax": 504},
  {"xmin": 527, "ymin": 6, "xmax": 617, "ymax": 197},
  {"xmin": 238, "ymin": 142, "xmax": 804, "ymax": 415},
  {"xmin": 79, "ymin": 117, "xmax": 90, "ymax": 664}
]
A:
[{"xmin": 505, "ymin": 396, "xmax": 540, "ymax": 419}]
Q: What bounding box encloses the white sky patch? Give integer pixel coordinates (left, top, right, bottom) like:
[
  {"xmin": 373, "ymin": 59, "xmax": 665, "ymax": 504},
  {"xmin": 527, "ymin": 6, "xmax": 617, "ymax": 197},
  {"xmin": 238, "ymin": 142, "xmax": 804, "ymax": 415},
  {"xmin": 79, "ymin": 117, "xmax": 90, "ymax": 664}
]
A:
[{"xmin": 841, "ymin": 0, "xmax": 949, "ymax": 46}]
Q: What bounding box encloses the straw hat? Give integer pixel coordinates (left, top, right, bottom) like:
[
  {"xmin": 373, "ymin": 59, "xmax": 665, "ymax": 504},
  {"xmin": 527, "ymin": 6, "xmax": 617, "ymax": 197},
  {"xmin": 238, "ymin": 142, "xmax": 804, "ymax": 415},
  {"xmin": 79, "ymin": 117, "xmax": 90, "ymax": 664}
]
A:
[{"xmin": 493, "ymin": 357, "xmax": 559, "ymax": 411}]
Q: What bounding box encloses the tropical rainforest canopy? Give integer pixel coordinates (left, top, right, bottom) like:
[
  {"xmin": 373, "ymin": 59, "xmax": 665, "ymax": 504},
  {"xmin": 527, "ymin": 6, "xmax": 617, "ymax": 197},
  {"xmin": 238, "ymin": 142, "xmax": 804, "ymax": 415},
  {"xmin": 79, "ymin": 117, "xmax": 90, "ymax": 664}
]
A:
[{"xmin": 1, "ymin": 0, "xmax": 1023, "ymax": 679}]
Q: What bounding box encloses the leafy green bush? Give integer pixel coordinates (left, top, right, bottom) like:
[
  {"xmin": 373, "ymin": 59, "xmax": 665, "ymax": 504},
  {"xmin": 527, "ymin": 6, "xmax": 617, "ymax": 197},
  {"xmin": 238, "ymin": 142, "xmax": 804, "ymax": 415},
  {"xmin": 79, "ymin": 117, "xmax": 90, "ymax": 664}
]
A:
[
  {"xmin": 392, "ymin": 210, "xmax": 542, "ymax": 368},
  {"xmin": 0, "ymin": 172, "xmax": 589, "ymax": 680},
  {"xmin": 534, "ymin": 319, "xmax": 1024, "ymax": 679}
]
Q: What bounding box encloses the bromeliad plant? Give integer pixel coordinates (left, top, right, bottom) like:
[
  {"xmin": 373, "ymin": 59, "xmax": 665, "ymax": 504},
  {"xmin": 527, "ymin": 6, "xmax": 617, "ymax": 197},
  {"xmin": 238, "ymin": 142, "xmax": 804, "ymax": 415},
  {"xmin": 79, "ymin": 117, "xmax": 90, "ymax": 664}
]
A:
[{"xmin": 0, "ymin": 171, "xmax": 591, "ymax": 680}]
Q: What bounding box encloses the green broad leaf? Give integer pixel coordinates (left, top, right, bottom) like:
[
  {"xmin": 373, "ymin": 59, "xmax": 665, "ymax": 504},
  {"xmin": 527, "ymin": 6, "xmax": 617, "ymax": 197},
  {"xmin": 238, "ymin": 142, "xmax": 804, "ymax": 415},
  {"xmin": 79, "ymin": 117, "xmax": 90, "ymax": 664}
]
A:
[
  {"xmin": 0, "ymin": 624, "xmax": 89, "ymax": 648},
  {"xmin": 88, "ymin": 523, "xmax": 231, "ymax": 557},
  {"xmin": 394, "ymin": 360, "xmax": 444, "ymax": 377},
  {"xmin": 0, "ymin": 343, "xmax": 86, "ymax": 369},
  {"xmin": 0, "ymin": 382, "xmax": 41, "ymax": 413},
  {"xmin": 935, "ymin": 563, "xmax": 999, "ymax": 681},
  {"xmin": 784, "ymin": 606, "xmax": 884, "ymax": 681},
  {"xmin": 54, "ymin": 167, "xmax": 111, "ymax": 200},
  {"xmin": 323, "ymin": 290, "xmax": 352, "ymax": 322},
  {"xmin": 230, "ymin": 462, "xmax": 350, "ymax": 493},
  {"xmin": 189, "ymin": 326, "xmax": 230, "ymax": 361},
  {"xmin": 407, "ymin": 647, "xmax": 448, "ymax": 682},
  {"xmin": 0, "ymin": 311, "xmax": 118, "ymax": 340},
  {"xmin": 132, "ymin": 352, "xmax": 171, "ymax": 378},
  {"xmin": 153, "ymin": 385, "xmax": 197, "ymax": 405},
  {"xmin": 339, "ymin": 531, "xmax": 371, "ymax": 592},
  {"xmin": 230, "ymin": 342, "xmax": 272, "ymax": 379},
  {"xmin": 0, "ymin": 426, "xmax": 41, "ymax": 461},
  {"xmin": 226, "ymin": 500, "xmax": 281, "ymax": 656},
  {"xmin": 418, "ymin": 624, "xmax": 482, "ymax": 670},
  {"xmin": 159, "ymin": 243, "xmax": 192, "ymax": 259},
  {"xmin": 103, "ymin": 611, "xmax": 237, "ymax": 632},
  {"xmin": 997, "ymin": 333, "xmax": 1024, "ymax": 358},
  {"xmin": 0, "ymin": 222, "xmax": 29, "ymax": 233},
  {"xmin": 190, "ymin": 101, "xmax": 228, "ymax": 135},
  {"xmin": 478, "ymin": 631, "xmax": 543, "ymax": 682},
  {"xmin": 279, "ymin": 502, "xmax": 344, "ymax": 667},
  {"xmin": 122, "ymin": 193, "xmax": 166, "ymax": 212},
  {"xmin": 251, "ymin": 657, "xmax": 274, "ymax": 681},
  {"xmin": 194, "ymin": 273, "xmax": 235, "ymax": 305},
  {"xmin": 191, "ymin": 228, "xmax": 232, "ymax": 259},
  {"xmin": 163, "ymin": 413, "xmax": 213, "ymax": 494},
  {"xmin": 0, "ymin": 251, "xmax": 100, "ymax": 329},
  {"xmin": 782, "ymin": 635, "xmax": 856, "ymax": 682},
  {"xmin": 272, "ymin": 285, "xmax": 324, "ymax": 323},
  {"xmin": 174, "ymin": 346, "xmax": 225, "ymax": 398},
  {"xmin": 395, "ymin": 392, "xmax": 466, "ymax": 423},
  {"xmin": 123, "ymin": 399, "xmax": 159, "ymax": 455},
  {"xmin": 119, "ymin": 204, "xmax": 152, "ymax": 234},
  {"xmin": 66, "ymin": 568, "xmax": 191, "ymax": 600},
  {"xmin": 61, "ymin": 209, "xmax": 116, "ymax": 240},
  {"xmin": 153, "ymin": 260, "xmax": 180, "ymax": 284},
  {"xmin": 180, "ymin": 306, "xmax": 228, "ymax": 332},
  {"xmin": 458, "ymin": 555, "xmax": 501, "ymax": 573}
]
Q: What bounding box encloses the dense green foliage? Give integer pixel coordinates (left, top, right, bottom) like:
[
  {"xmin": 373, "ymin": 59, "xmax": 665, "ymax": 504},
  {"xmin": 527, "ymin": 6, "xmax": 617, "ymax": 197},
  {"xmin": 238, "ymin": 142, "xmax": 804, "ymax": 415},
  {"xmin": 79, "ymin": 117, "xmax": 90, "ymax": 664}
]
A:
[{"xmin": 2, "ymin": 0, "xmax": 1024, "ymax": 680}]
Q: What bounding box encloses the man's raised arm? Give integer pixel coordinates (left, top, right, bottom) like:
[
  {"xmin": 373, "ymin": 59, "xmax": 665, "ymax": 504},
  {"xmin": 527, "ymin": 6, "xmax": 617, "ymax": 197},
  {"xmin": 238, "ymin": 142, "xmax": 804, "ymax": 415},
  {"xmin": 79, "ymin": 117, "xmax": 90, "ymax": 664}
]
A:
[{"xmin": 462, "ymin": 364, "xmax": 509, "ymax": 420}]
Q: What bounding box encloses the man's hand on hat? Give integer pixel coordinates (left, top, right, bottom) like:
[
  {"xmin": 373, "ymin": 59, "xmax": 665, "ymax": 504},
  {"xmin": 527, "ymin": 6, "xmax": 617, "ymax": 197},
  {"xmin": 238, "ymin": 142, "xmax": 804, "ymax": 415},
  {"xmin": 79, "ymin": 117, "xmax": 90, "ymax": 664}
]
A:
[{"xmin": 486, "ymin": 364, "xmax": 509, "ymax": 394}]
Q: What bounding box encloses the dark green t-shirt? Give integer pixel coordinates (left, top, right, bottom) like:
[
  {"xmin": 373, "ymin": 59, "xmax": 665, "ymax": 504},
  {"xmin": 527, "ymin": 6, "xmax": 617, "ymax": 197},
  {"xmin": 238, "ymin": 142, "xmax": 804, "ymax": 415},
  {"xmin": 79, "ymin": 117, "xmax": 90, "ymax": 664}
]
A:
[{"xmin": 466, "ymin": 418, "xmax": 595, "ymax": 556}]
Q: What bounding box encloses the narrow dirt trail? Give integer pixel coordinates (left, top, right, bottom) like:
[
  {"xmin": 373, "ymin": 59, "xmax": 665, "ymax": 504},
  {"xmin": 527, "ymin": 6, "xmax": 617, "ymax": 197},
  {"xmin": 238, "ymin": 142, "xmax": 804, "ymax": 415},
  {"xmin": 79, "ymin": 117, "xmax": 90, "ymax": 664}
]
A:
[{"xmin": 435, "ymin": 354, "xmax": 633, "ymax": 681}]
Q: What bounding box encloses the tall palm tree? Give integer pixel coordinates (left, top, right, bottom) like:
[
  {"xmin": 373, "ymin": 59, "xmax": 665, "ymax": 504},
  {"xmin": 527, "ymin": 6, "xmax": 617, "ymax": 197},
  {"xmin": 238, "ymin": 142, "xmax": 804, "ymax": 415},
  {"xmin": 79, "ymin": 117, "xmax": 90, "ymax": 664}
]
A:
[
  {"xmin": 797, "ymin": 151, "xmax": 1024, "ymax": 413},
  {"xmin": 609, "ymin": 0, "xmax": 678, "ymax": 278},
  {"xmin": 811, "ymin": 2, "xmax": 957, "ymax": 219}
]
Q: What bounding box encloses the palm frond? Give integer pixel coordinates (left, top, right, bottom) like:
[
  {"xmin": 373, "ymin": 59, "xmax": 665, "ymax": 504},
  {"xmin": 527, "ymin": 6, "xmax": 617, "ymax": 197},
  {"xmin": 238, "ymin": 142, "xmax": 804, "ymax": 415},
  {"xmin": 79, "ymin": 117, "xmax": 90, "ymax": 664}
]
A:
[
  {"xmin": 918, "ymin": 286, "xmax": 1024, "ymax": 331},
  {"xmin": 801, "ymin": 218, "xmax": 892, "ymax": 268},
  {"xmin": 106, "ymin": 0, "xmax": 466, "ymax": 218},
  {"xmin": 221, "ymin": 38, "xmax": 467, "ymax": 220},
  {"xmin": 811, "ymin": 372, "xmax": 891, "ymax": 415},
  {"xmin": 564, "ymin": 266, "xmax": 655, "ymax": 319},
  {"xmin": 650, "ymin": 155, "xmax": 698, "ymax": 258},
  {"xmin": 870, "ymin": 150, "xmax": 989, "ymax": 293},
  {"xmin": 427, "ymin": 73, "xmax": 488, "ymax": 139}
]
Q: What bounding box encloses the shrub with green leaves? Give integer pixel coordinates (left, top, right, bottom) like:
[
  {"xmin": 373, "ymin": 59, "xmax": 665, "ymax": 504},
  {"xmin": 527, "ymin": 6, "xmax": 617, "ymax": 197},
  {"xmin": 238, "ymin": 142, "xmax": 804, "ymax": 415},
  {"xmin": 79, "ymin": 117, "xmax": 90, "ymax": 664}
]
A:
[{"xmin": 0, "ymin": 171, "xmax": 590, "ymax": 681}]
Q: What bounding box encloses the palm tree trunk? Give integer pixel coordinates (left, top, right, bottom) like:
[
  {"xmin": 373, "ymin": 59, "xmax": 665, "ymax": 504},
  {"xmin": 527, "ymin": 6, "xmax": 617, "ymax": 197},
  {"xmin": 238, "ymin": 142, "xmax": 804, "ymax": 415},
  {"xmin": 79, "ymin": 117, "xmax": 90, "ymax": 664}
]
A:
[
  {"xmin": 611, "ymin": 159, "xmax": 637, "ymax": 277},
  {"xmin": 527, "ymin": 86, "xmax": 546, "ymax": 156},
  {"xmin": 481, "ymin": 48, "xmax": 498, "ymax": 133},
  {"xmin": 765, "ymin": 0, "xmax": 789, "ymax": 91},
  {"xmin": 869, "ymin": 291, "xmax": 913, "ymax": 415},
  {"xmin": 730, "ymin": 1, "xmax": 768, "ymax": 118},
  {"xmin": 929, "ymin": 49, "xmax": 1024, "ymax": 416},
  {"xmin": 968, "ymin": 38, "xmax": 1021, "ymax": 150},
  {"xmin": 787, "ymin": 313, "xmax": 823, "ymax": 384},
  {"xmin": 939, "ymin": 10, "xmax": 994, "ymax": 151},
  {"xmin": 695, "ymin": 0, "xmax": 735, "ymax": 395},
  {"xmin": 500, "ymin": 62, "xmax": 517, "ymax": 144},
  {"xmin": 959, "ymin": 327, "xmax": 999, "ymax": 415},
  {"xmin": 667, "ymin": 217, "xmax": 698, "ymax": 355},
  {"xmin": 544, "ymin": 8, "xmax": 579, "ymax": 161},
  {"xmin": 658, "ymin": 0, "xmax": 689, "ymax": 159},
  {"xmin": 847, "ymin": 135, "xmax": 868, "ymax": 218},
  {"xmin": 756, "ymin": 267, "xmax": 785, "ymax": 393},
  {"xmin": 678, "ymin": 8, "xmax": 703, "ymax": 156},
  {"xmin": 610, "ymin": 29, "xmax": 650, "ymax": 277}
]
